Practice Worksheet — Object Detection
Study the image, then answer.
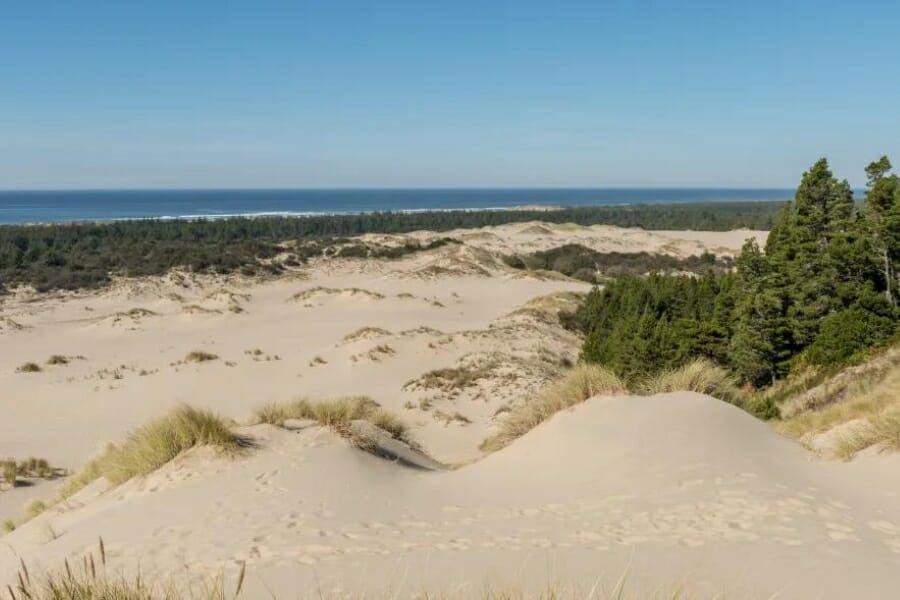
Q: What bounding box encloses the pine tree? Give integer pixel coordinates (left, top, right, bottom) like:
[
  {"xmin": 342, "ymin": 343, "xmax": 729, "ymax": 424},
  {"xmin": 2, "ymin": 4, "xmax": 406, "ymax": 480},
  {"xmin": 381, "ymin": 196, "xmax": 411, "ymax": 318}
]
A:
[{"xmin": 864, "ymin": 156, "xmax": 900, "ymax": 306}]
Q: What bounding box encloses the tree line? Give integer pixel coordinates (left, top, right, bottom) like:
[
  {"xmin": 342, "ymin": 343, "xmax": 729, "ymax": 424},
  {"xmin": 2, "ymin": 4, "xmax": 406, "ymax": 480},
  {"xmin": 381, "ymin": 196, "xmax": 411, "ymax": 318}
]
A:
[
  {"xmin": 568, "ymin": 157, "xmax": 899, "ymax": 398},
  {"xmin": 0, "ymin": 202, "xmax": 783, "ymax": 293}
]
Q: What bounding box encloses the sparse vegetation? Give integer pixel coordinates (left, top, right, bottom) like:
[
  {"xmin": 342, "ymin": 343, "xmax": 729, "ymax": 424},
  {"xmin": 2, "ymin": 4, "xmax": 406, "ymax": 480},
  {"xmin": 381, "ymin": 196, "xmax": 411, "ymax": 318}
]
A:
[
  {"xmin": 309, "ymin": 355, "xmax": 327, "ymax": 366},
  {"xmin": 410, "ymin": 365, "xmax": 495, "ymax": 392},
  {"xmin": 185, "ymin": 350, "xmax": 219, "ymax": 363},
  {"xmin": 16, "ymin": 362, "xmax": 42, "ymax": 373},
  {"xmin": 46, "ymin": 354, "xmax": 69, "ymax": 365},
  {"xmin": 341, "ymin": 326, "xmax": 392, "ymax": 343},
  {"xmin": 778, "ymin": 364, "xmax": 900, "ymax": 458},
  {"xmin": 60, "ymin": 405, "xmax": 249, "ymax": 498},
  {"xmin": 255, "ymin": 396, "xmax": 414, "ymax": 447},
  {"xmin": 5, "ymin": 539, "xmax": 243, "ymax": 600},
  {"xmin": 480, "ymin": 364, "xmax": 625, "ymax": 452}
]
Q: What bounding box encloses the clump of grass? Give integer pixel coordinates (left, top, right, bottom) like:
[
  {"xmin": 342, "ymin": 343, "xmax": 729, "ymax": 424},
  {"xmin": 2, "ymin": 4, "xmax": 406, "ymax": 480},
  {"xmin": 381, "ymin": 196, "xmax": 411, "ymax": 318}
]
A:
[
  {"xmin": 8, "ymin": 539, "xmax": 245, "ymax": 600},
  {"xmin": 641, "ymin": 359, "xmax": 744, "ymax": 405},
  {"xmin": 341, "ymin": 326, "xmax": 392, "ymax": 343},
  {"xmin": 16, "ymin": 362, "xmax": 42, "ymax": 373},
  {"xmin": 1, "ymin": 518, "xmax": 14, "ymax": 533},
  {"xmin": 2, "ymin": 459, "xmax": 17, "ymax": 487},
  {"xmin": 480, "ymin": 364, "xmax": 625, "ymax": 452},
  {"xmin": 185, "ymin": 350, "xmax": 219, "ymax": 363},
  {"xmin": 835, "ymin": 408, "xmax": 900, "ymax": 459},
  {"xmin": 25, "ymin": 499, "xmax": 47, "ymax": 519},
  {"xmin": 777, "ymin": 366, "xmax": 900, "ymax": 448},
  {"xmin": 309, "ymin": 355, "xmax": 327, "ymax": 366},
  {"xmin": 60, "ymin": 405, "xmax": 249, "ymax": 499},
  {"xmin": 46, "ymin": 354, "xmax": 69, "ymax": 366},
  {"xmin": 411, "ymin": 365, "xmax": 494, "ymax": 391},
  {"xmin": 255, "ymin": 396, "xmax": 414, "ymax": 447}
]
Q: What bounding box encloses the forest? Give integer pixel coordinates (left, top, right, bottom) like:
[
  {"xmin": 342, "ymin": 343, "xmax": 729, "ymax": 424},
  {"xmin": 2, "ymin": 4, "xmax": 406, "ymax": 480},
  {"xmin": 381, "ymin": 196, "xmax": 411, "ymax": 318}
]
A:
[
  {"xmin": 567, "ymin": 157, "xmax": 900, "ymax": 402},
  {"xmin": 0, "ymin": 201, "xmax": 783, "ymax": 293}
]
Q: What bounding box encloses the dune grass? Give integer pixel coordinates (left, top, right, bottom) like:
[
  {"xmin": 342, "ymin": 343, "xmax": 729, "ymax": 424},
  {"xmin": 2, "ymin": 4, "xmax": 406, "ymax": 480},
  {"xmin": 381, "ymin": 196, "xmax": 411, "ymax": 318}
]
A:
[
  {"xmin": 7, "ymin": 539, "xmax": 242, "ymax": 600},
  {"xmin": 255, "ymin": 396, "xmax": 414, "ymax": 447},
  {"xmin": 480, "ymin": 364, "xmax": 625, "ymax": 452},
  {"xmin": 16, "ymin": 362, "xmax": 42, "ymax": 373},
  {"xmin": 777, "ymin": 366, "xmax": 900, "ymax": 459},
  {"xmin": 46, "ymin": 354, "xmax": 70, "ymax": 366},
  {"xmin": 640, "ymin": 359, "xmax": 744, "ymax": 405},
  {"xmin": 60, "ymin": 406, "xmax": 249, "ymax": 499}
]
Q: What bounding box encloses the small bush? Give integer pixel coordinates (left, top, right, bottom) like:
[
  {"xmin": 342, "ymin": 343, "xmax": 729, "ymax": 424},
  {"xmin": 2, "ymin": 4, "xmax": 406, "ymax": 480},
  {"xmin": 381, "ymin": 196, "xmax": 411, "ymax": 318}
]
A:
[
  {"xmin": 480, "ymin": 364, "xmax": 625, "ymax": 452},
  {"xmin": 1, "ymin": 518, "xmax": 14, "ymax": 533},
  {"xmin": 641, "ymin": 358, "xmax": 744, "ymax": 405},
  {"xmin": 16, "ymin": 362, "xmax": 42, "ymax": 373},
  {"xmin": 805, "ymin": 307, "xmax": 896, "ymax": 366},
  {"xmin": 46, "ymin": 354, "xmax": 69, "ymax": 365},
  {"xmin": 185, "ymin": 350, "xmax": 219, "ymax": 363}
]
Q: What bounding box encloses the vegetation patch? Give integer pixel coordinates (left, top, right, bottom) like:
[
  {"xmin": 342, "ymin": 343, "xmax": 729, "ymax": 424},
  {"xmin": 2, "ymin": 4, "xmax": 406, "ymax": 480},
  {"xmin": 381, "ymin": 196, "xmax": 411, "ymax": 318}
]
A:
[
  {"xmin": 641, "ymin": 359, "xmax": 744, "ymax": 405},
  {"xmin": 61, "ymin": 405, "xmax": 249, "ymax": 499},
  {"xmin": 505, "ymin": 245, "xmax": 731, "ymax": 282},
  {"xmin": 16, "ymin": 361, "xmax": 42, "ymax": 373},
  {"xmin": 255, "ymin": 396, "xmax": 415, "ymax": 448},
  {"xmin": 185, "ymin": 350, "xmax": 219, "ymax": 363},
  {"xmin": 480, "ymin": 364, "xmax": 625, "ymax": 453},
  {"xmin": 1, "ymin": 457, "xmax": 62, "ymax": 489}
]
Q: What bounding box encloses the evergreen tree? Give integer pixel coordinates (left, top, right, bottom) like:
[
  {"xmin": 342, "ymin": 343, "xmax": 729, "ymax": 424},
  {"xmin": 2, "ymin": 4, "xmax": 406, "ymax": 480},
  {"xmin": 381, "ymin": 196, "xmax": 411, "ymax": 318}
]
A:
[{"xmin": 864, "ymin": 156, "xmax": 900, "ymax": 305}]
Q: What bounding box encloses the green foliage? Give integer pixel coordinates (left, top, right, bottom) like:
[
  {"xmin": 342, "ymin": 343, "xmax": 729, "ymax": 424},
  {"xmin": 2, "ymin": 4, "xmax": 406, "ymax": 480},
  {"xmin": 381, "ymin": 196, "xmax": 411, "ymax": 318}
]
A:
[
  {"xmin": 505, "ymin": 244, "xmax": 730, "ymax": 282},
  {"xmin": 574, "ymin": 273, "xmax": 735, "ymax": 385},
  {"xmin": 0, "ymin": 202, "xmax": 783, "ymax": 293},
  {"xmin": 804, "ymin": 305, "xmax": 896, "ymax": 366},
  {"xmin": 571, "ymin": 157, "xmax": 900, "ymax": 408}
]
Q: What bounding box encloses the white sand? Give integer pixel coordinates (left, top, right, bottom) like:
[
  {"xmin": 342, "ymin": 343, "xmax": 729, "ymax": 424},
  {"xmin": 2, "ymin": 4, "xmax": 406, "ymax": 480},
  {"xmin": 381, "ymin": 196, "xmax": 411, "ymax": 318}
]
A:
[{"xmin": 9, "ymin": 223, "xmax": 897, "ymax": 596}]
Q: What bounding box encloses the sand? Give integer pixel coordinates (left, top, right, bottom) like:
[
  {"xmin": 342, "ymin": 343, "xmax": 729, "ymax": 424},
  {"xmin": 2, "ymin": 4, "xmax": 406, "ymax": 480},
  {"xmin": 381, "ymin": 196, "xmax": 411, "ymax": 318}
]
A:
[{"xmin": 4, "ymin": 222, "xmax": 898, "ymax": 597}]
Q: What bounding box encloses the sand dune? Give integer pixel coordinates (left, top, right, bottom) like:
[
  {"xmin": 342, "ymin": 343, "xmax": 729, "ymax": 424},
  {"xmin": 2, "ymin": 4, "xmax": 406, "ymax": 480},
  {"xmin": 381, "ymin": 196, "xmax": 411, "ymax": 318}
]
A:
[
  {"xmin": 2, "ymin": 394, "xmax": 900, "ymax": 598},
  {"xmin": 8, "ymin": 222, "xmax": 899, "ymax": 597}
]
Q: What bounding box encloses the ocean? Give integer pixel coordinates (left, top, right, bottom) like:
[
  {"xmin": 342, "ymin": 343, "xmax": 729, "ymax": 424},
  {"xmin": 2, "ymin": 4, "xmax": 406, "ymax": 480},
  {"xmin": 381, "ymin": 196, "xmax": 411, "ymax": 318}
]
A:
[{"xmin": 0, "ymin": 188, "xmax": 794, "ymax": 225}]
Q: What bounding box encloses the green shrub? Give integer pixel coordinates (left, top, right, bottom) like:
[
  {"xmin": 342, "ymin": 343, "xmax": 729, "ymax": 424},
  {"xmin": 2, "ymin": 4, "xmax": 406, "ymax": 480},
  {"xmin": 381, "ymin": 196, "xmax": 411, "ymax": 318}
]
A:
[{"xmin": 804, "ymin": 307, "xmax": 896, "ymax": 367}]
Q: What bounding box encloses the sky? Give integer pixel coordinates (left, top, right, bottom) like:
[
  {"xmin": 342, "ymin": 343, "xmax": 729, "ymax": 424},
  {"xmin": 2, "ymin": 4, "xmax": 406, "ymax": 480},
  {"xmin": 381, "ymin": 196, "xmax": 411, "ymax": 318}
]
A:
[{"xmin": 1, "ymin": 0, "xmax": 899, "ymax": 189}]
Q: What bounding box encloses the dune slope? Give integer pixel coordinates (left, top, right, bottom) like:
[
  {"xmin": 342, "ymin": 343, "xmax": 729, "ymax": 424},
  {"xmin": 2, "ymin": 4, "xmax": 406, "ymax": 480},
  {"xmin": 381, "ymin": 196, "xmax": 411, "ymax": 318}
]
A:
[{"xmin": 3, "ymin": 393, "xmax": 900, "ymax": 598}]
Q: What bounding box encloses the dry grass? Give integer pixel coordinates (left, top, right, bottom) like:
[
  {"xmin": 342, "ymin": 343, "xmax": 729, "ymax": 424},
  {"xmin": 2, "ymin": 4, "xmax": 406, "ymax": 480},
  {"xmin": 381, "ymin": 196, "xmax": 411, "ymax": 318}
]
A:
[
  {"xmin": 641, "ymin": 359, "xmax": 744, "ymax": 405},
  {"xmin": 778, "ymin": 366, "xmax": 900, "ymax": 459},
  {"xmin": 60, "ymin": 406, "xmax": 249, "ymax": 499},
  {"xmin": 341, "ymin": 326, "xmax": 392, "ymax": 343},
  {"xmin": 16, "ymin": 362, "xmax": 42, "ymax": 373},
  {"xmin": 46, "ymin": 355, "xmax": 70, "ymax": 366},
  {"xmin": 480, "ymin": 364, "xmax": 625, "ymax": 452},
  {"xmin": 5, "ymin": 542, "xmax": 706, "ymax": 600},
  {"xmin": 255, "ymin": 396, "xmax": 414, "ymax": 447},
  {"xmin": 1, "ymin": 457, "xmax": 60, "ymax": 488},
  {"xmin": 184, "ymin": 350, "xmax": 219, "ymax": 363},
  {"xmin": 409, "ymin": 364, "xmax": 496, "ymax": 392},
  {"xmin": 6, "ymin": 539, "xmax": 242, "ymax": 600}
]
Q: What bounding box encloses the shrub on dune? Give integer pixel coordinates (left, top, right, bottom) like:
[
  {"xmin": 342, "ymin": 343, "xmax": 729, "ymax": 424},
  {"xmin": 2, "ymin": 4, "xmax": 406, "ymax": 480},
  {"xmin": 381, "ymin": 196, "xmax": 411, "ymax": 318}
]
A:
[
  {"xmin": 61, "ymin": 405, "xmax": 248, "ymax": 498},
  {"xmin": 480, "ymin": 364, "xmax": 625, "ymax": 453},
  {"xmin": 185, "ymin": 350, "xmax": 219, "ymax": 363},
  {"xmin": 641, "ymin": 358, "xmax": 744, "ymax": 405}
]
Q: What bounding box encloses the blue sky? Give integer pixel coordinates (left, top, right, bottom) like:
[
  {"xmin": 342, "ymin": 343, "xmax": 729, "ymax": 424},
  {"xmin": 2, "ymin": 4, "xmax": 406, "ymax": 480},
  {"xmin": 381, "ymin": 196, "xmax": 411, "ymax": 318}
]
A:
[{"xmin": 1, "ymin": 1, "xmax": 898, "ymax": 189}]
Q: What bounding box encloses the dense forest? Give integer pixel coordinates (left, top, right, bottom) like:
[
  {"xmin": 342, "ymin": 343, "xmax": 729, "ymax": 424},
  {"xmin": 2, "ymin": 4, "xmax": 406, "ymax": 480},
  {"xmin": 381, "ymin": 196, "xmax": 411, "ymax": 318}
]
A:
[
  {"xmin": 503, "ymin": 244, "xmax": 732, "ymax": 282},
  {"xmin": 567, "ymin": 157, "xmax": 900, "ymax": 402},
  {"xmin": 0, "ymin": 201, "xmax": 783, "ymax": 293}
]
